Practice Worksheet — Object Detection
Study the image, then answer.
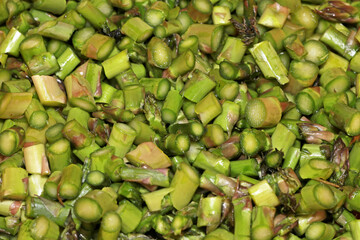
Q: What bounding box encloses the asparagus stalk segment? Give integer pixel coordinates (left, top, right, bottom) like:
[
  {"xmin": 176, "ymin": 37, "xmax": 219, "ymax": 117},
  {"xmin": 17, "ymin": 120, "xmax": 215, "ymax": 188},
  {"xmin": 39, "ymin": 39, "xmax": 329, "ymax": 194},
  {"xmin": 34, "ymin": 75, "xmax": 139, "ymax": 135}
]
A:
[
  {"xmin": 0, "ymin": 216, "xmax": 20, "ymax": 236},
  {"xmin": 249, "ymin": 41, "xmax": 289, "ymax": 85},
  {"xmin": 19, "ymin": 34, "xmax": 46, "ymax": 63},
  {"xmin": 81, "ymin": 33, "xmax": 115, "ymax": 61},
  {"xmin": 36, "ymin": 20, "xmax": 75, "ymax": 42},
  {"xmin": 23, "ymin": 143, "xmax": 50, "ymax": 175},
  {"xmin": 121, "ymin": 17, "xmax": 154, "ymax": 42},
  {"xmin": 329, "ymin": 103, "xmax": 360, "ymax": 136},
  {"xmin": 147, "ymin": 37, "xmax": 172, "ymax": 69},
  {"xmin": 31, "ymin": 215, "xmax": 60, "ymax": 240},
  {"xmin": 251, "ymin": 206, "xmax": 275, "ymax": 240},
  {"xmin": 120, "ymin": 167, "xmax": 170, "ymax": 187},
  {"xmin": 305, "ymin": 221, "xmax": 336, "ymax": 240},
  {"xmin": 170, "ymin": 163, "xmax": 200, "ymax": 210},
  {"xmin": 76, "ymin": 0, "xmax": 116, "ymax": 31},
  {"xmin": 108, "ymin": 123, "xmax": 136, "ymax": 157},
  {"xmin": 0, "ymin": 28, "xmax": 25, "ymax": 57},
  {"xmin": 141, "ymin": 187, "xmax": 173, "ymax": 212},
  {"xmin": 201, "ymin": 124, "xmax": 226, "ymax": 148},
  {"xmin": 33, "ymin": 0, "xmax": 66, "ymax": 15},
  {"xmin": 98, "ymin": 211, "xmax": 122, "ymax": 240},
  {"xmin": 258, "ymin": 3, "xmax": 289, "ymax": 28},
  {"xmin": 56, "ymin": 47, "xmax": 81, "ymax": 80},
  {"xmin": 183, "ymin": 24, "xmax": 223, "ymax": 54},
  {"xmin": 0, "ymin": 92, "xmax": 32, "ymax": 119},
  {"xmin": 43, "ymin": 171, "xmax": 62, "ymax": 200},
  {"xmin": 195, "ymin": 92, "xmax": 222, "ymax": 126},
  {"xmin": 116, "ymin": 200, "xmax": 142, "ymax": 234},
  {"xmin": 183, "ymin": 69, "xmax": 216, "ymax": 103},
  {"xmin": 193, "ymin": 150, "xmax": 230, "ymax": 175},
  {"xmin": 197, "ymin": 196, "xmax": 222, "ymax": 233},
  {"xmin": 74, "ymin": 189, "xmax": 118, "ymax": 223},
  {"xmin": 350, "ymin": 219, "xmax": 360, "ymax": 240},
  {"xmin": 58, "ymin": 164, "xmax": 82, "ymax": 200},
  {"xmin": 271, "ymin": 123, "xmax": 296, "ymax": 156},
  {"xmin": 58, "ymin": 9, "xmax": 86, "ymax": 29},
  {"xmin": 249, "ymin": 180, "xmax": 280, "ymax": 207},
  {"xmin": 300, "ymin": 182, "xmax": 337, "ymax": 211},
  {"xmin": 62, "ymin": 119, "xmax": 94, "ymax": 149},
  {"xmin": 163, "ymin": 49, "xmax": 195, "ymax": 79},
  {"xmin": 245, "ymin": 97, "xmax": 282, "ymax": 128},
  {"xmin": 102, "ymin": 50, "xmax": 131, "ymax": 79},
  {"xmin": 126, "ymin": 142, "xmax": 171, "ymax": 169},
  {"xmin": 32, "ymin": 75, "xmax": 67, "ymax": 107},
  {"xmin": 233, "ymin": 196, "xmax": 252, "ymax": 240},
  {"xmin": 0, "ymin": 126, "xmax": 24, "ymax": 156},
  {"xmin": 27, "ymin": 51, "xmax": 60, "ymax": 76},
  {"xmin": 64, "ymin": 71, "xmax": 96, "ymax": 112},
  {"xmin": 0, "ymin": 167, "xmax": 28, "ymax": 200}
]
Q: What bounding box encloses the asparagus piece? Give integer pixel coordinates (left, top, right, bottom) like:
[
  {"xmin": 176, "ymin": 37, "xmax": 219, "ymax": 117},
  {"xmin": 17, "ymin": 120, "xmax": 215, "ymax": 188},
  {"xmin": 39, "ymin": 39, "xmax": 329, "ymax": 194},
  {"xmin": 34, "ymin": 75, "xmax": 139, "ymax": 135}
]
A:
[
  {"xmin": 74, "ymin": 189, "xmax": 118, "ymax": 223},
  {"xmin": 76, "ymin": 0, "xmax": 116, "ymax": 31},
  {"xmin": 0, "ymin": 28, "xmax": 25, "ymax": 57},
  {"xmin": 0, "ymin": 92, "xmax": 32, "ymax": 119},
  {"xmin": 147, "ymin": 37, "xmax": 172, "ymax": 69},
  {"xmin": 33, "ymin": 0, "xmax": 66, "ymax": 15},
  {"xmin": 183, "ymin": 70, "xmax": 216, "ymax": 103},
  {"xmin": 197, "ymin": 196, "xmax": 222, "ymax": 233},
  {"xmin": 305, "ymin": 221, "xmax": 336, "ymax": 240},
  {"xmin": 141, "ymin": 187, "xmax": 173, "ymax": 212},
  {"xmin": 121, "ymin": 17, "xmax": 153, "ymax": 42},
  {"xmin": 31, "ymin": 75, "xmax": 67, "ymax": 107},
  {"xmin": 120, "ymin": 167, "xmax": 170, "ymax": 187},
  {"xmin": 164, "ymin": 133, "xmax": 190, "ymax": 155},
  {"xmin": 0, "ymin": 126, "xmax": 24, "ymax": 156},
  {"xmin": 25, "ymin": 196, "xmax": 71, "ymax": 227},
  {"xmin": 18, "ymin": 219, "xmax": 34, "ymax": 240},
  {"xmin": 201, "ymin": 124, "xmax": 226, "ymax": 148},
  {"xmin": 249, "ymin": 180, "xmax": 280, "ymax": 207},
  {"xmin": 56, "ymin": 47, "xmax": 80, "ymax": 80},
  {"xmin": 98, "ymin": 211, "xmax": 122, "ymax": 240},
  {"xmin": 126, "ymin": 142, "xmax": 171, "ymax": 169},
  {"xmin": 163, "ymin": 49, "xmax": 195, "ymax": 79},
  {"xmin": 116, "ymin": 200, "xmax": 142, "ymax": 233},
  {"xmin": 329, "ymin": 103, "xmax": 360, "ymax": 136},
  {"xmin": 183, "ymin": 24, "xmax": 223, "ymax": 54},
  {"xmin": 23, "ymin": 143, "xmax": 50, "ymax": 175},
  {"xmin": 258, "ymin": 3, "xmax": 289, "ymax": 28},
  {"xmin": 193, "ymin": 150, "xmax": 230, "ymax": 175},
  {"xmin": 0, "ymin": 216, "xmax": 20, "ymax": 236},
  {"xmin": 19, "ymin": 35, "xmax": 46, "ymax": 63},
  {"xmin": 31, "ymin": 215, "xmax": 60, "ymax": 240},
  {"xmin": 195, "ymin": 92, "xmax": 222, "ymax": 126},
  {"xmin": 245, "ymin": 97, "xmax": 282, "ymax": 128},
  {"xmin": 108, "ymin": 123, "xmax": 136, "ymax": 157},
  {"xmin": 64, "ymin": 71, "xmax": 96, "ymax": 112},
  {"xmin": 82, "ymin": 34, "xmax": 115, "ymax": 61},
  {"xmin": 62, "ymin": 119, "xmax": 94, "ymax": 149},
  {"xmin": 200, "ymin": 169, "xmax": 237, "ymax": 197},
  {"xmin": 58, "ymin": 164, "xmax": 82, "ymax": 200},
  {"xmin": 0, "ymin": 167, "xmax": 28, "ymax": 200},
  {"xmin": 233, "ymin": 196, "xmax": 252, "ymax": 240},
  {"xmin": 35, "ymin": 20, "xmax": 75, "ymax": 42},
  {"xmin": 170, "ymin": 163, "xmax": 199, "ymax": 210},
  {"xmin": 350, "ymin": 220, "xmax": 360, "ymax": 240},
  {"xmin": 251, "ymin": 206, "xmax": 275, "ymax": 240},
  {"xmin": 43, "ymin": 171, "xmax": 61, "ymax": 200},
  {"xmin": 249, "ymin": 41, "xmax": 289, "ymax": 85}
]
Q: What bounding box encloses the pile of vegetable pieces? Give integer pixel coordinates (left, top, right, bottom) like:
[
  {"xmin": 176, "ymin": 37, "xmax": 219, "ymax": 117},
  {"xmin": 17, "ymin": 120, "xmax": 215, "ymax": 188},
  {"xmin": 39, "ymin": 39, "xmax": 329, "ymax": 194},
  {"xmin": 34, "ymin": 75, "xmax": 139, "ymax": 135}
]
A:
[{"xmin": 1, "ymin": 0, "xmax": 360, "ymax": 239}]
